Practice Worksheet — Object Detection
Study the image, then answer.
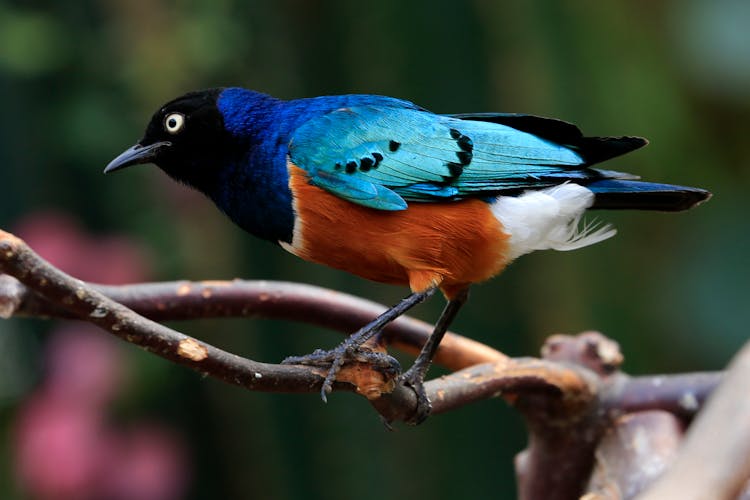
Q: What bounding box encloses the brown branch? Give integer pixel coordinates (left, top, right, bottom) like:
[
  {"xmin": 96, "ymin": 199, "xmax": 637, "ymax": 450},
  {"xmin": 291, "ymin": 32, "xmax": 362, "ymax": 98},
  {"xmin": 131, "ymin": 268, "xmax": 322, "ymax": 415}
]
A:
[
  {"xmin": 0, "ymin": 228, "xmax": 527, "ymax": 421},
  {"xmin": 0, "ymin": 227, "xmax": 728, "ymax": 498},
  {"xmin": 513, "ymin": 333, "xmax": 721, "ymax": 500},
  {"xmin": 2, "ymin": 265, "xmax": 720, "ymax": 409},
  {"xmin": 638, "ymin": 338, "xmax": 750, "ymax": 500},
  {"xmin": 2, "ymin": 228, "xmax": 607, "ymax": 427},
  {"xmin": 585, "ymin": 410, "xmax": 685, "ymax": 497},
  {"xmin": 0, "ymin": 230, "xmax": 325, "ymax": 393},
  {"xmin": 604, "ymin": 371, "xmax": 723, "ymax": 419},
  {"xmin": 373, "ymin": 356, "xmax": 593, "ymax": 422},
  {"xmin": 1, "ymin": 275, "xmax": 505, "ymax": 371},
  {"xmin": 512, "ymin": 333, "xmax": 613, "ymax": 500}
]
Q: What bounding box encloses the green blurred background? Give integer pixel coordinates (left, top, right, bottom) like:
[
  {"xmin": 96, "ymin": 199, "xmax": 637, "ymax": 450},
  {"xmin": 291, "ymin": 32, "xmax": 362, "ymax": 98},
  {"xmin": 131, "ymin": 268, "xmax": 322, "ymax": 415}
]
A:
[{"xmin": 1, "ymin": 0, "xmax": 748, "ymax": 498}]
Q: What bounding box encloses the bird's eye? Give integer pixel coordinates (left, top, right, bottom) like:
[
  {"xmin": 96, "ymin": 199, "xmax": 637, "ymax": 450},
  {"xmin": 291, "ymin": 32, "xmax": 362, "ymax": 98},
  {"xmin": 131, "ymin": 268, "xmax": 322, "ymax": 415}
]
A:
[{"xmin": 164, "ymin": 113, "xmax": 185, "ymax": 134}]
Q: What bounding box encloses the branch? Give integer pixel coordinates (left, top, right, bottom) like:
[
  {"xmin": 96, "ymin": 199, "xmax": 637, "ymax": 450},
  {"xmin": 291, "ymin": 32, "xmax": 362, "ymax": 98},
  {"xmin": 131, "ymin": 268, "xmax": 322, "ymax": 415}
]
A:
[
  {"xmin": 638, "ymin": 338, "xmax": 750, "ymax": 500},
  {"xmin": 586, "ymin": 410, "xmax": 685, "ymax": 497},
  {"xmin": 1, "ymin": 275, "xmax": 505, "ymax": 372},
  {"xmin": 374, "ymin": 355, "xmax": 594, "ymax": 422},
  {"xmin": 0, "ymin": 227, "xmax": 598, "ymax": 413},
  {"xmin": 514, "ymin": 333, "xmax": 722, "ymax": 500},
  {"xmin": 0, "ymin": 228, "xmax": 566, "ymax": 419},
  {"xmin": 604, "ymin": 371, "xmax": 722, "ymax": 419},
  {"xmin": 0, "ymin": 230, "xmax": 324, "ymax": 393},
  {"xmin": 0, "ymin": 227, "xmax": 728, "ymax": 498},
  {"xmin": 0, "ymin": 242, "xmax": 718, "ymax": 419}
]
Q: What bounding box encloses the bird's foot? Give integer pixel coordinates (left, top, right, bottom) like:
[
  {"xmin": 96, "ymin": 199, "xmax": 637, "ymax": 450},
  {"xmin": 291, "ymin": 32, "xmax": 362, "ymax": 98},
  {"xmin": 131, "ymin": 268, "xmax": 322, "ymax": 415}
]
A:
[
  {"xmin": 283, "ymin": 344, "xmax": 401, "ymax": 402},
  {"xmin": 283, "ymin": 289, "xmax": 436, "ymax": 405},
  {"xmin": 400, "ymin": 366, "xmax": 432, "ymax": 425}
]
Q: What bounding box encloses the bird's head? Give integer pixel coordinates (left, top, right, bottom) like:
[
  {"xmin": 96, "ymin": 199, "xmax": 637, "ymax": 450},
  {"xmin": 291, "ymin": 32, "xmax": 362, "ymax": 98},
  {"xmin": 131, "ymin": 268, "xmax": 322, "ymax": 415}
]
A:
[{"xmin": 104, "ymin": 88, "xmax": 233, "ymax": 189}]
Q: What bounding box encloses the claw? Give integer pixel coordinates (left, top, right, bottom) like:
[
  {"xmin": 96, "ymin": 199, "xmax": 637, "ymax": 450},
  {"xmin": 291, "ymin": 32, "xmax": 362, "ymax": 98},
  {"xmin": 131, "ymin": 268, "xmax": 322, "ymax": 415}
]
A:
[
  {"xmin": 400, "ymin": 368, "xmax": 432, "ymax": 425},
  {"xmin": 282, "ymin": 288, "xmax": 436, "ymax": 405},
  {"xmin": 284, "ymin": 345, "xmax": 401, "ymax": 401},
  {"xmin": 320, "ymin": 353, "xmax": 348, "ymax": 401}
]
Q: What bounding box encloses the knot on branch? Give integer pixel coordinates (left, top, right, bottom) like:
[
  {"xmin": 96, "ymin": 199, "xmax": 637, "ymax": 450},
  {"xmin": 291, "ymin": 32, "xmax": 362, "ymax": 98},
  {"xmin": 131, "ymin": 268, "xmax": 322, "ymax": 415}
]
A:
[
  {"xmin": 0, "ymin": 275, "xmax": 23, "ymax": 319},
  {"xmin": 542, "ymin": 331, "xmax": 623, "ymax": 377}
]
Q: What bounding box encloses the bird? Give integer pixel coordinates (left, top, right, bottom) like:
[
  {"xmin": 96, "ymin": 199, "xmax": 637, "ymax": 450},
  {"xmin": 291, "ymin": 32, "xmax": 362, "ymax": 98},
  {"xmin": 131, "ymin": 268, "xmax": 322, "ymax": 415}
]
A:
[{"xmin": 105, "ymin": 87, "xmax": 710, "ymax": 423}]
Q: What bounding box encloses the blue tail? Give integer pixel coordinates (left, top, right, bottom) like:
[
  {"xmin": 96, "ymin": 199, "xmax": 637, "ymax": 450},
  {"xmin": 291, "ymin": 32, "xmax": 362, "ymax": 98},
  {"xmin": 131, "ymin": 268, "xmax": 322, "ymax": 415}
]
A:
[{"xmin": 586, "ymin": 179, "xmax": 711, "ymax": 212}]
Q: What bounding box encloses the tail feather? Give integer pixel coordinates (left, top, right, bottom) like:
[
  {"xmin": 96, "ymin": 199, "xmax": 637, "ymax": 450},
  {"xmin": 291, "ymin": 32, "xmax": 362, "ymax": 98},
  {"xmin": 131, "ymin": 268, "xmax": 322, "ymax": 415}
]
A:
[
  {"xmin": 587, "ymin": 179, "xmax": 711, "ymax": 212},
  {"xmin": 450, "ymin": 112, "xmax": 711, "ymax": 211}
]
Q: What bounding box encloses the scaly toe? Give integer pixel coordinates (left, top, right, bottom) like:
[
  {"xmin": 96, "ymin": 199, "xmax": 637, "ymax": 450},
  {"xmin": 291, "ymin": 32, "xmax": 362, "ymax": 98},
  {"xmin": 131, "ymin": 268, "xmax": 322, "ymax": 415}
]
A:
[
  {"xmin": 282, "ymin": 348, "xmax": 339, "ymax": 367},
  {"xmin": 400, "ymin": 370, "xmax": 432, "ymax": 425},
  {"xmin": 284, "ymin": 346, "xmax": 402, "ymax": 402}
]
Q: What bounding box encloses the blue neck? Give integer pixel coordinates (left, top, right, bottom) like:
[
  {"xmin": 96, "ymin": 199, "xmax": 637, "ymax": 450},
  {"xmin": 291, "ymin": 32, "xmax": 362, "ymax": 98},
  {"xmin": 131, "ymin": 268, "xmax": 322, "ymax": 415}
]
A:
[{"xmin": 212, "ymin": 88, "xmax": 296, "ymax": 244}]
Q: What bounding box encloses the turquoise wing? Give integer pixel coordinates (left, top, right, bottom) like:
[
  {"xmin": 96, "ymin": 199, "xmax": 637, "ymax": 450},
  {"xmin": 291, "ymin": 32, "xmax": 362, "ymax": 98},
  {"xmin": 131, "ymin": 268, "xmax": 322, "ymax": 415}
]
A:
[{"xmin": 288, "ymin": 105, "xmax": 628, "ymax": 211}]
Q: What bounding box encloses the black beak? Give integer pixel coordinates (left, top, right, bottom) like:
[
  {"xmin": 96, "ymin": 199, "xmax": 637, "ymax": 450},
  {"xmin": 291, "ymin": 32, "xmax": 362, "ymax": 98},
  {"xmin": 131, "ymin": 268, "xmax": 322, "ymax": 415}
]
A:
[{"xmin": 103, "ymin": 141, "xmax": 171, "ymax": 174}]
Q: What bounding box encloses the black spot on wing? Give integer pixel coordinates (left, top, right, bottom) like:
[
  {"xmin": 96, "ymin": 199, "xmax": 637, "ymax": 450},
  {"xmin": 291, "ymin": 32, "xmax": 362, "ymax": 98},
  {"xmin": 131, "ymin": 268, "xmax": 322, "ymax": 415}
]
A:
[
  {"xmin": 359, "ymin": 157, "xmax": 374, "ymax": 171},
  {"xmin": 337, "ymin": 153, "xmax": 383, "ymax": 174},
  {"xmin": 457, "ymin": 135, "xmax": 473, "ymax": 152},
  {"xmin": 442, "ymin": 129, "xmax": 474, "ymax": 180},
  {"xmin": 389, "ymin": 140, "xmax": 401, "ymax": 152},
  {"xmin": 446, "ymin": 162, "xmax": 464, "ymax": 178},
  {"xmin": 456, "ymin": 150, "xmax": 472, "ymax": 165}
]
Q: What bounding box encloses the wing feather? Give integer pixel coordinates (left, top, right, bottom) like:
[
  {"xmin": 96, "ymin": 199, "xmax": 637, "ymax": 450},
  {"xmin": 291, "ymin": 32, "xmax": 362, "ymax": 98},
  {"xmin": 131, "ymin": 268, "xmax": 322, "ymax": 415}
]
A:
[{"xmin": 289, "ymin": 105, "xmax": 640, "ymax": 210}]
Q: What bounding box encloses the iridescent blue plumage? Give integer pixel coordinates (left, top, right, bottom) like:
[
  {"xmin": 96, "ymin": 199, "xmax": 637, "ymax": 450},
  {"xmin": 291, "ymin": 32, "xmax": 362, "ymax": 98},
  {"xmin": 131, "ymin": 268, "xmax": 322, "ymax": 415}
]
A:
[
  {"xmin": 105, "ymin": 87, "xmax": 711, "ymax": 422},
  {"xmin": 212, "ymin": 87, "xmax": 706, "ymax": 221}
]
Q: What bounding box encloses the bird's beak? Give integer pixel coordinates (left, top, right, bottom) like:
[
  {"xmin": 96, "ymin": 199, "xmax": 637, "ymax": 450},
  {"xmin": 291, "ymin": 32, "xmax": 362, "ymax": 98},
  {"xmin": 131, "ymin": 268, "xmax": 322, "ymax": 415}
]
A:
[{"xmin": 103, "ymin": 141, "xmax": 171, "ymax": 174}]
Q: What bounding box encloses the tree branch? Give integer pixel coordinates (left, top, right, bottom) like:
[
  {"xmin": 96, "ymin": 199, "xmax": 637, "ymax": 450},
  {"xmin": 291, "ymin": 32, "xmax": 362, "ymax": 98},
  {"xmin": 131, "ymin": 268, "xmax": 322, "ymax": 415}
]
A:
[
  {"xmin": 0, "ymin": 230, "xmax": 325, "ymax": 393},
  {"xmin": 604, "ymin": 371, "xmax": 722, "ymax": 419},
  {"xmin": 1, "ymin": 275, "xmax": 505, "ymax": 371},
  {"xmin": 0, "ymin": 227, "xmax": 730, "ymax": 498},
  {"xmin": 0, "ymin": 228, "xmax": 546, "ymax": 417},
  {"xmin": 638, "ymin": 338, "xmax": 750, "ymax": 500},
  {"xmin": 585, "ymin": 410, "xmax": 685, "ymax": 497}
]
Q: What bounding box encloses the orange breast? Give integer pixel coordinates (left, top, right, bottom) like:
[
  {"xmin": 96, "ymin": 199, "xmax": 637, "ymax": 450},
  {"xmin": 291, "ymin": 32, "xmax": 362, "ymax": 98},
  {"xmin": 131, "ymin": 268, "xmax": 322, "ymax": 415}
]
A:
[{"xmin": 285, "ymin": 164, "xmax": 511, "ymax": 299}]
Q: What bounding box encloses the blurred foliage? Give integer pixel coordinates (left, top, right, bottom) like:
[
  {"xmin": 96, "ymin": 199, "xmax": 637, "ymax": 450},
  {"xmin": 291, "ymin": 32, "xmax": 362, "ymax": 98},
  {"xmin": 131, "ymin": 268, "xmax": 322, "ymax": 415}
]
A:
[{"xmin": 1, "ymin": 0, "xmax": 749, "ymax": 498}]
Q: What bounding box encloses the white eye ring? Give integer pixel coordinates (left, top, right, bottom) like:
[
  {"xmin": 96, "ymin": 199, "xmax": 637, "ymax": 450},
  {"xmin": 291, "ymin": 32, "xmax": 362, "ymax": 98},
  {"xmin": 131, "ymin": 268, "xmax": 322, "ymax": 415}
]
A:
[{"xmin": 164, "ymin": 113, "xmax": 185, "ymax": 134}]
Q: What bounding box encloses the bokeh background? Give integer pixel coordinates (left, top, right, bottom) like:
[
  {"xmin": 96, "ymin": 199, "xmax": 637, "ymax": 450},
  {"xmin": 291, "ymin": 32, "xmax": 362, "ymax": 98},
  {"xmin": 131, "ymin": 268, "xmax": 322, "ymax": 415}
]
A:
[{"xmin": 1, "ymin": 1, "xmax": 748, "ymax": 498}]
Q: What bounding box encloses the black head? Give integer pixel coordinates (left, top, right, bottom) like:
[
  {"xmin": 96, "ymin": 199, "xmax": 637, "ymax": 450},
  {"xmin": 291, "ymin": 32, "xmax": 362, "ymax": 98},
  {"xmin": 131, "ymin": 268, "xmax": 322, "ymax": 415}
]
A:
[{"xmin": 104, "ymin": 88, "xmax": 233, "ymax": 189}]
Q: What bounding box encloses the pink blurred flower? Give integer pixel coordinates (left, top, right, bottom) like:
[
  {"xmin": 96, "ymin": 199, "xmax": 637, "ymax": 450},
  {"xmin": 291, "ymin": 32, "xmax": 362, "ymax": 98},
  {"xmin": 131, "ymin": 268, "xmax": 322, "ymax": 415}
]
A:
[
  {"xmin": 14, "ymin": 396, "xmax": 106, "ymax": 500},
  {"xmin": 42, "ymin": 325, "xmax": 124, "ymax": 409},
  {"xmin": 100, "ymin": 426, "xmax": 189, "ymax": 500},
  {"xmin": 11, "ymin": 213, "xmax": 189, "ymax": 499},
  {"xmin": 14, "ymin": 212, "xmax": 151, "ymax": 283},
  {"xmin": 14, "ymin": 327, "xmax": 190, "ymax": 500}
]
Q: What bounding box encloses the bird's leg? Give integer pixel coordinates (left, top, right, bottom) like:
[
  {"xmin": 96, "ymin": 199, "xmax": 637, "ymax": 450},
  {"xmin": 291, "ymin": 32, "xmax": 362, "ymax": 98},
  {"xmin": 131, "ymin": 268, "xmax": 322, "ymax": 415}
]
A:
[
  {"xmin": 401, "ymin": 287, "xmax": 469, "ymax": 425},
  {"xmin": 283, "ymin": 287, "xmax": 437, "ymax": 401}
]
